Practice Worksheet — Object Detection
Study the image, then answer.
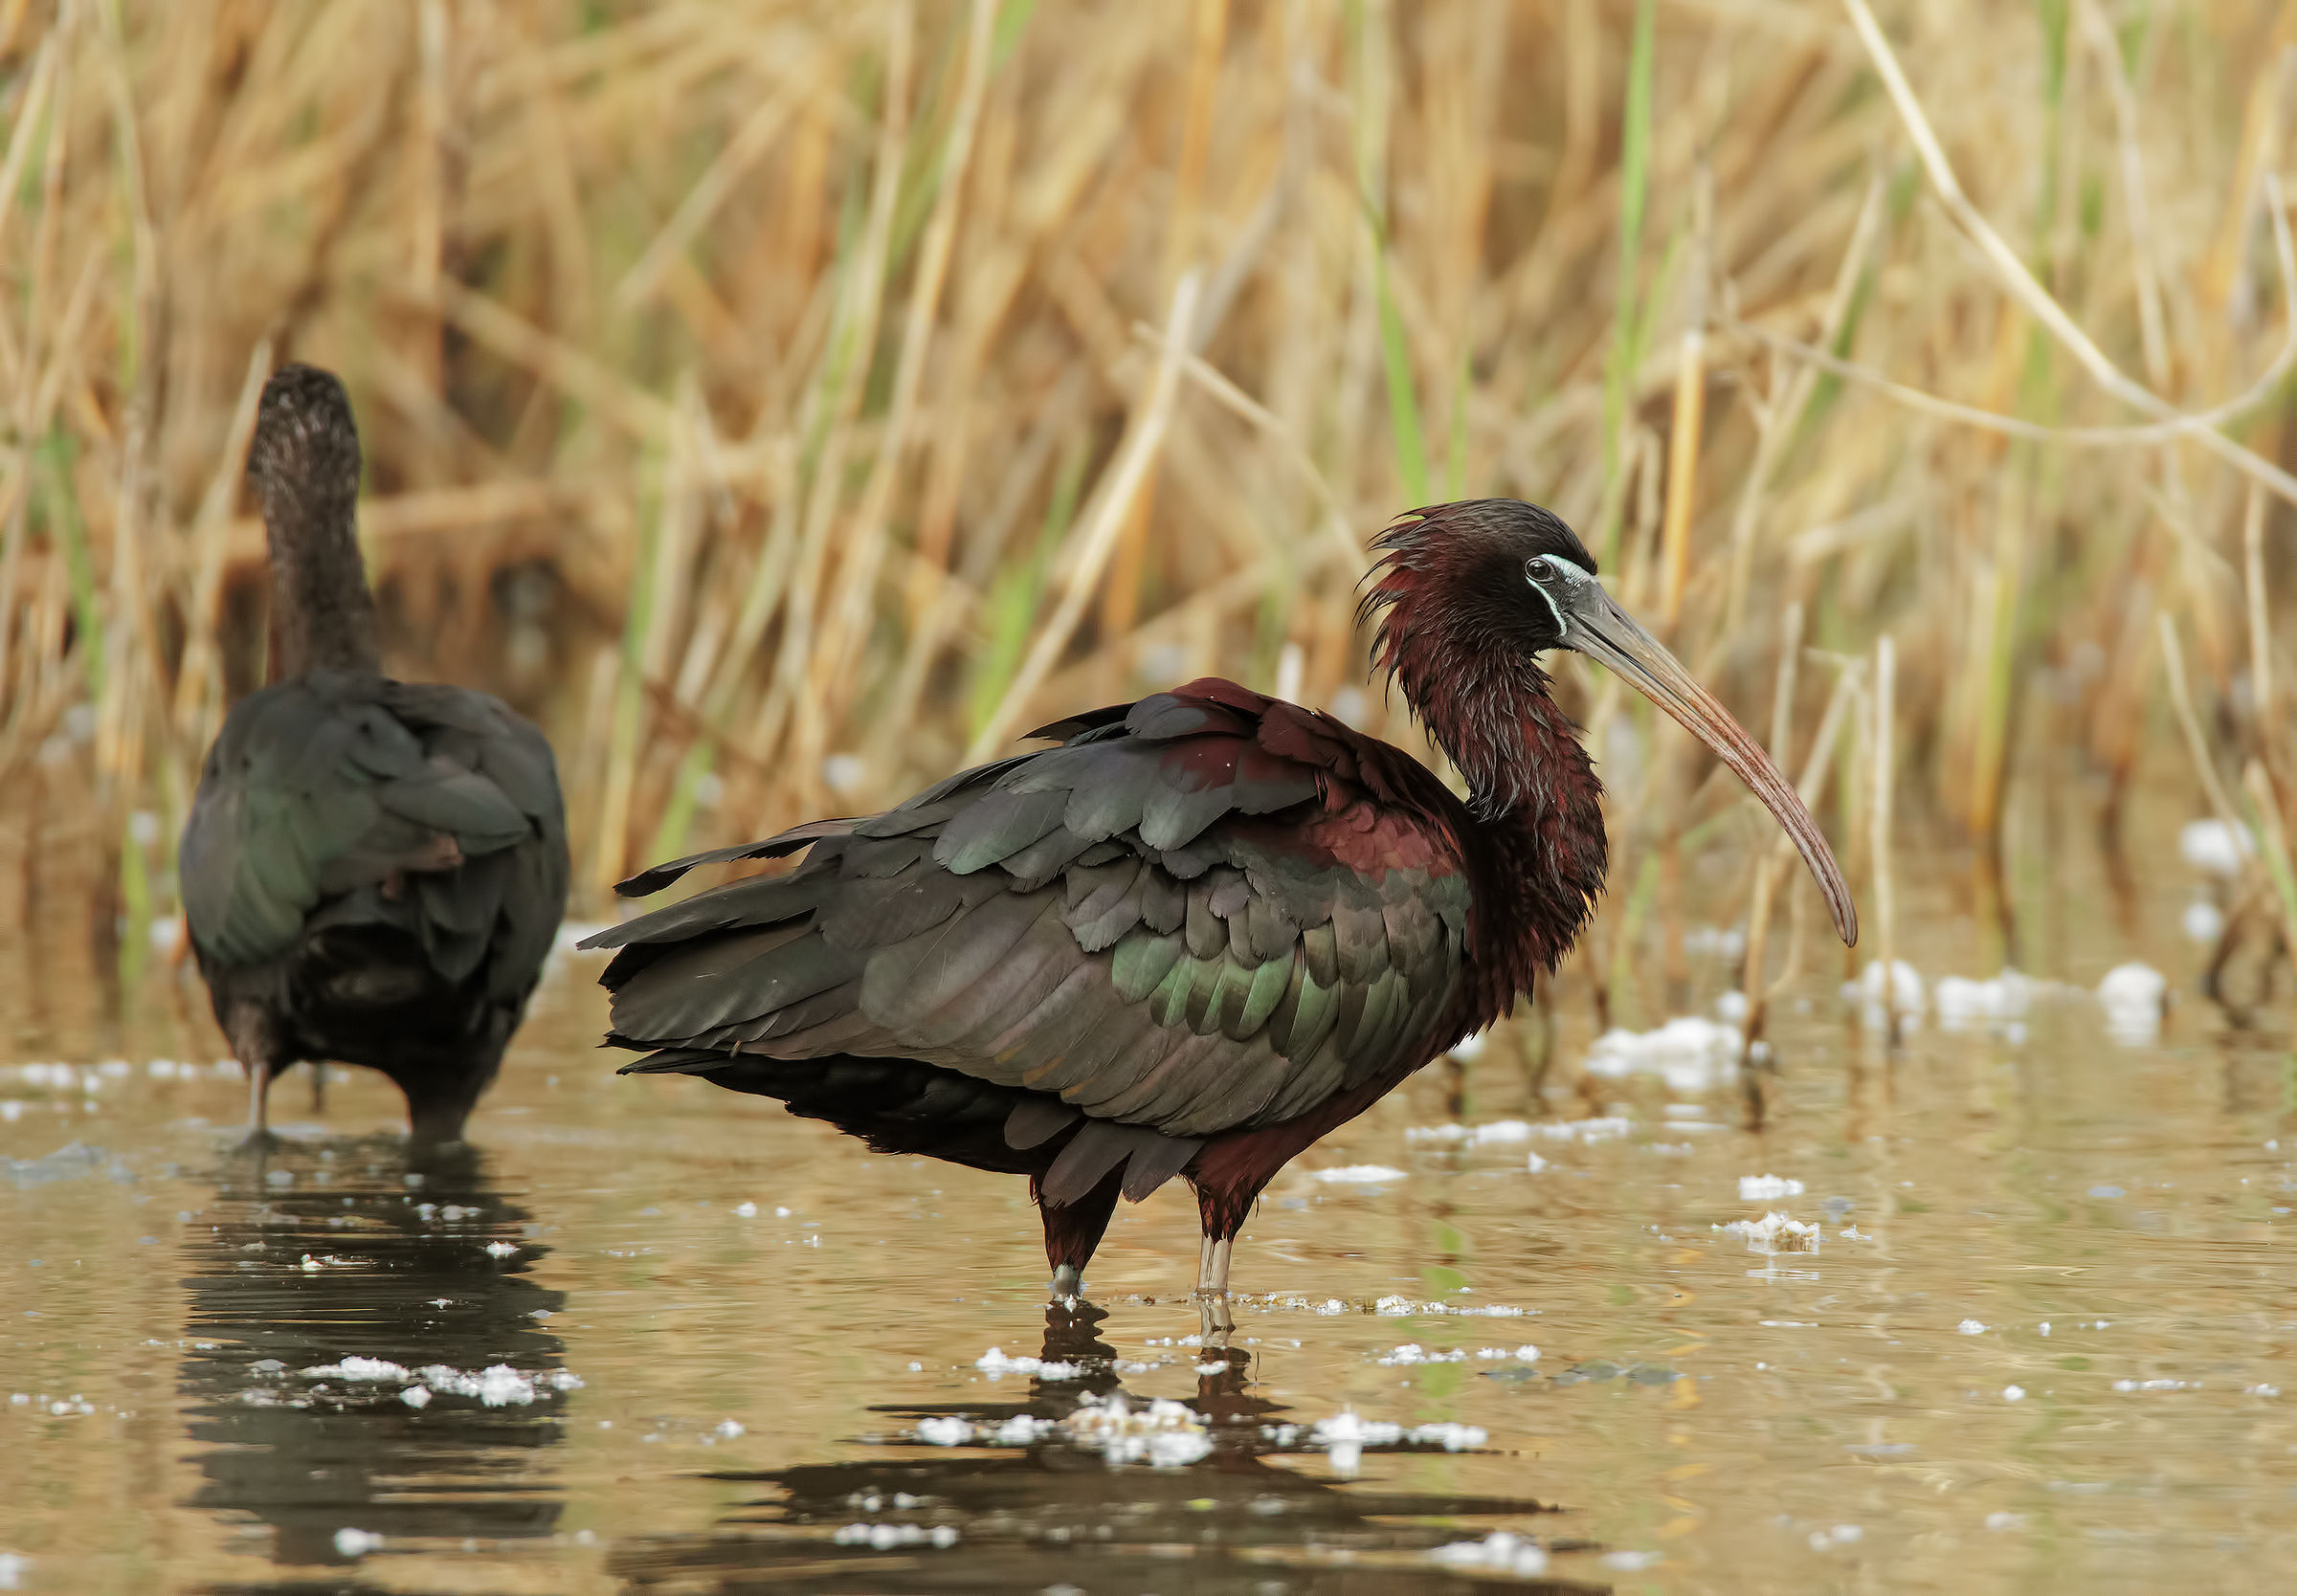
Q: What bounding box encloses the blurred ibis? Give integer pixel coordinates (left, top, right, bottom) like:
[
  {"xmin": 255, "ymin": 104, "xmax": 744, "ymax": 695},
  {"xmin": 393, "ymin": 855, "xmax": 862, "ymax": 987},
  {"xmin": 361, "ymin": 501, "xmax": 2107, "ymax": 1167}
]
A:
[
  {"xmin": 180, "ymin": 365, "xmax": 569, "ymax": 1142},
  {"xmin": 588, "ymin": 500, "xmax": 1853, "ymax": 1303}
]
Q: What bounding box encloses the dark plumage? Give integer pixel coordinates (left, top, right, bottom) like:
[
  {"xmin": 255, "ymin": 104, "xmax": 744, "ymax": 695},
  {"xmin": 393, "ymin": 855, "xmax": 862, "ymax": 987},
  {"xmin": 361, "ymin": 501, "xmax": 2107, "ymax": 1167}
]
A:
[
  {"xmin": 589, "ymin": 499, "xmax": 1853, "ymax": 1304},
  {"xmin": 181, "ymin": 365, "xmax": 569, "ymax": 1142}
]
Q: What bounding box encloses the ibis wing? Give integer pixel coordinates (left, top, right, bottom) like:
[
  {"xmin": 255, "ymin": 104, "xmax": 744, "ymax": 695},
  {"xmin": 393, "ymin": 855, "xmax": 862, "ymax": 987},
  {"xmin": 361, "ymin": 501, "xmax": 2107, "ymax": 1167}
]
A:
[
  {"xmin": 182, "ymin": 671, "xmax": 568, "ymax": 999},
  {"xmin": 598, "ymin": 679, "xmax": 1475, "ymax": 1149}
]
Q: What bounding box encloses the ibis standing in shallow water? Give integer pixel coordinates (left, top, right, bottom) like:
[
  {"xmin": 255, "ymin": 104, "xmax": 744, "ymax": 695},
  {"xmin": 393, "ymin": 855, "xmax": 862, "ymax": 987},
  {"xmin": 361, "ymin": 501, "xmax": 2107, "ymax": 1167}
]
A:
[
  {"xmin": 181, "ymin": 365, "xmax": 569, "ymax": 1142},
  {"xmin": 589, "ymin": 500, "xmax": 1854, "ymax": 1303}
]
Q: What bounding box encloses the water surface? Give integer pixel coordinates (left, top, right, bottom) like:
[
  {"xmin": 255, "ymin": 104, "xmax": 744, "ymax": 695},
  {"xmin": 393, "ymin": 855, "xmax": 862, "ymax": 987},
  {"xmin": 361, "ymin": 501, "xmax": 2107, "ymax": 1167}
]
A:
[{"xmin": 1, "ymin": 848, "xmax": 2291, "ymax": 1594}]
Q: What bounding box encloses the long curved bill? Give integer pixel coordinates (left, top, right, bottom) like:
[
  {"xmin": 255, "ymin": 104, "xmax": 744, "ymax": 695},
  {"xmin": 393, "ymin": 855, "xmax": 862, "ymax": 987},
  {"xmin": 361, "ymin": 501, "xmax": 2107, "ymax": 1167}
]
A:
[{"xmin": 1559, "ymin": 575, "xmax": 1859, "ymax": 946}]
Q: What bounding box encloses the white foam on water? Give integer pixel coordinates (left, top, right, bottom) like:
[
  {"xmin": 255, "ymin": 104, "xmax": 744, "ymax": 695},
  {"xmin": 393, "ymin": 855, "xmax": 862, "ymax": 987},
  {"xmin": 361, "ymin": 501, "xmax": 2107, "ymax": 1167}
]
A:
[
  {"xmin": 973, "ymin": 1346, "xmax": 1082, "ymax": 1381},
  {"xmin": 1308, "ymin": 1164, "xmax": 1407, "ymax": 1184},
  {"xmin": 833, "ymin": 1522, "xmax": 959, "ymax": 1548},
  {"xmin": 1847, "ymin": 960, "xmax": 1926, "ymax": 1031},
  {"xmin": 2098, "ymin": 963, "xmax": 2167, "ymax": 1044},
  {"xmin": 2180, "ymin": 818, "xmax": 2251, "ymax": 876},
  {"xmin": 1584, "ymin": 1017, "xmax": 1742, "ymax": 1095},
  {"xmin": 1307, "ymin": 1408, "xmax": 1487, "ymax": 1478},
  {"xmin": 1374, "ymin": 1343, "xmax": 1466, "ymax": 1365},
  {"xmin": 1933, "ymin": 970, "xmax": 2036, "ymax": 1033},
  {"xmin": 1430, "ymin": 1531, "xmax": 1549, "ymax": 1576},
  {"xmin": 1063, "ymin": 1392, "xmax": 1212, "ymax": 1467},
  {"xmin": 1739, "ymin": 1174, "xmax": 1804, "ymax": 1200},
  {"xmin": 301, "ymin": 1358, "xmax": 413, "ymax": 1382},
  {"xmin": 2183, "ymin": 899, "xmax": 2226, "ymax": 942},
  {"xmin": 412, "ymin": 1364, "xmax": 583, "ymax": 1407},
  {"xmin": 1719, "ymin": 1212, "xmax": 1820, "ymax": 1254},
  {"xmin": 1529, "ymin": 1117, "xmax": 1635, "ymax": 1142}
]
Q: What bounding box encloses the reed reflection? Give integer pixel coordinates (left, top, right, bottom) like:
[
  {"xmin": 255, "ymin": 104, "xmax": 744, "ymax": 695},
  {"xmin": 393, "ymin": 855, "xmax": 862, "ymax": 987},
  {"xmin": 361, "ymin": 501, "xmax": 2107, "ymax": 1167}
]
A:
[
  {"xmin": 610, "ymin": 1301, "xmax": 1603, "ymax": 1594},
  {"xmin": 178, "ymin": 1137, "xmax": 569, "ymax": 1575}
]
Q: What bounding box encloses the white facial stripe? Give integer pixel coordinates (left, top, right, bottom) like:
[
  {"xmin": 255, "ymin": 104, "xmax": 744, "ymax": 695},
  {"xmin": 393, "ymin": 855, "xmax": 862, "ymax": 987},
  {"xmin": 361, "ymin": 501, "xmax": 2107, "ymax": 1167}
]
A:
[{"xmin": 1527, "ymin": 556, "xmax": 1570, "ymax": 638}]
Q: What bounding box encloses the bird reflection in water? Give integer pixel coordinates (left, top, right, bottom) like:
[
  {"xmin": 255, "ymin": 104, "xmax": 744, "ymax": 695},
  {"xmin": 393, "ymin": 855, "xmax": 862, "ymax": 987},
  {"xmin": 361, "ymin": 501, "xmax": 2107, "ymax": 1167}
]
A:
[
  {"xmin": 611, "ymin": 1302, "xmax": 1608, "ymax": 1595},
  {"xmin": 178, "ymin": 1137, "xmax": 569, "ymax": 1579}
]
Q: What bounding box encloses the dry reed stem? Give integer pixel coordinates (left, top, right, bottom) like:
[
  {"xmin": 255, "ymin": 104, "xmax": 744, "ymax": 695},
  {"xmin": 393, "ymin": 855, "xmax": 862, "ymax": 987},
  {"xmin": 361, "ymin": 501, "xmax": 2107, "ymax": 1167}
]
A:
[
  {"xmin": 2242, "ymin": 479, "xmax": 2274, "ymax": 752},
  {"xmin": 1871, "ymin": 632, "xmax": 1896, "ymax": 1048},
  {"xmin": 966, "ymin": 270, "xmax": 1202, "ymax": 762},
  {"xmin": 1846, "ymin": 0, "xmax": 2297, "ymax": 507},
  {"xmin": 0, "ymin": 0, "xmax": 2283, "ymax": 1039}
]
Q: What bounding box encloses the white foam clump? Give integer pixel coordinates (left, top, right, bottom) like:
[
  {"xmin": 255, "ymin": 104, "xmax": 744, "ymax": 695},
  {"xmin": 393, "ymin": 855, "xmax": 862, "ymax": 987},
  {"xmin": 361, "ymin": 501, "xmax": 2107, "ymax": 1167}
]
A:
[
  {"xmin": 1739, "ymin": 1174, "xmax": 1803, "ymax": 1201},
  {"xmin": 301, "ymin": 1357, "xmax": 413, "ymax": 1383},
  {"xmin": 413, "ymin": 1364, "xmax": 583, "ymax": 1407},
  {"xmin": 2183, "ymin": 900, "xmax": 2226, "ymax": 943},
  {"xmin": 2180, "ymin": 818, "xmax": 2252, "ymax": 876},
  {"xmin": 1958, "ymin": 1319, "xmax": 1988, "ymax": 1335},
  {"xmin": 333, "ymin": 1528, "xmax": 382, "ymax": 1558},
  {"xmin": 1310, "ymin": 1409, "xmax": 1486, "ymax": 1477},
  {"xmin": 913, "ymin": 1413, "xmax": 1053, "ymax": 1448},
  {"xmin": 1847, "ymin": 960, "xmax": 1925, "ymax": 1031},
  {"xmin": 974, "ymin": 1346, "xmax": 1082, "ymax": 1381},
  {"xmin": 1309, "ymin": 1164, "xmax": 1408, "ymax": 1184},
  {"xmin": 1063, "ymin": 1392, "xmax": 1213, "ymax": 1467},
  {"xmin": 1718, "ymin": 1212, "xmax": 1820, "ymax": 1255},
  {"xmin": 1933, "ymin": 970, "xmax": 2036, "ymax": 1034},
  {"xmin": 1373, "ymin": 1295, "xmax": 1529, "ymax": 1318},
  {"xmin": 833, "ymin": 1521, "xmax": 959, "ymax": 1548},
  {"xmin": 1584, "ymin": 1017, "xmax": 1742, "ymax": 1095},
  {"xmin": 1529, "ymin": 1116, "xmax": 1634, "ymax": 1142},
  {"xmin": 1376, "ymin": 1343, "xmax": 1466, "ymax": 1365},
  {"xmin": 1404, "ymin": 1119, "xmax": 1534, "ymax": 1145},
  {"xmin": 2098, "ymin": 963, "xmax": 2166, "ymax": 1045},
  {"xmin": 1685, "ymin": 924, "xmax": 1747, "ymax": 960},
  {"xmin": 1431, "ymin": 1531, "xmax": 1549, "ymax": 1577}
]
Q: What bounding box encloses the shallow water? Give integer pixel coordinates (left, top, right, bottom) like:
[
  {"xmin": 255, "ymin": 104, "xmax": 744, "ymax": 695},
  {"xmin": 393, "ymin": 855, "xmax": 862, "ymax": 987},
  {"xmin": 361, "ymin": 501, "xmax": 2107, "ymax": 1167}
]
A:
[{"xmin": 3, "ymin": 849, "xmax": 2294, "ymax": 1594}]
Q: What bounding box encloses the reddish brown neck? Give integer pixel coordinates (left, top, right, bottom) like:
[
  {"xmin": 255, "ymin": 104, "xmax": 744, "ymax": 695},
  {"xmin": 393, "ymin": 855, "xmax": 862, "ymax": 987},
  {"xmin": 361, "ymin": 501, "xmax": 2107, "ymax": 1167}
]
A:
[{"xmin": 1394, "ymin": 641, "xmax": 1609, "ymax": 998}]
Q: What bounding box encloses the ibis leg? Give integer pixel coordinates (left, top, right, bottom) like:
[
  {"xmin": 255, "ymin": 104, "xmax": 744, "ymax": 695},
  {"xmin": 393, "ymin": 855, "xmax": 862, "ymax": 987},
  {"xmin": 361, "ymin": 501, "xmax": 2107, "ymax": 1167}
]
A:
[
  {"xmin": 224, "ymin": 1004, "xmax": 287, "ymax": 1147},
  {"xmin": 308, "ymin": 1061, "xmax": 327, "ymax": 1113},
  {"xmin": 1194, "ymin": 1233, "xmax": 1235, "ymax": 1341},
  {"xmin": 245, "ymin": 1064, "xmax": 272, "ymax": 1138},
  {"xmin": 1195, "ymin": 1235, "xmax": 1233, "ymax": 1294},
  {"xmin": 1034, "ymin": 1165, "xmax": 1124, "ymax": 1300}
]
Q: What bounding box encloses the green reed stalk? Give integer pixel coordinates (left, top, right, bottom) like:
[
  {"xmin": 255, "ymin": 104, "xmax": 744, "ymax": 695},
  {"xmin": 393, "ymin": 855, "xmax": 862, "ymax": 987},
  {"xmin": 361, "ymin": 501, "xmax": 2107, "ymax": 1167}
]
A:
[{"xmin": 1373, "ymin": 242, "xmax": 1429, "ymax": 507}]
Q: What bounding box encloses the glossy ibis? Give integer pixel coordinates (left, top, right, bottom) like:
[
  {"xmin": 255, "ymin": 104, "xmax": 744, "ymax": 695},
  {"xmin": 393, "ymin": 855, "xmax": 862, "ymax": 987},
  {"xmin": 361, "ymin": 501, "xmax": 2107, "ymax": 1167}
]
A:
[
  {"xmin": 180, "ymin": 365, "xmax": 569, "ymax": 1142},
  {"xmin": 588, "ymin": 499, "xmax": 1853, "ymax": 1303}
]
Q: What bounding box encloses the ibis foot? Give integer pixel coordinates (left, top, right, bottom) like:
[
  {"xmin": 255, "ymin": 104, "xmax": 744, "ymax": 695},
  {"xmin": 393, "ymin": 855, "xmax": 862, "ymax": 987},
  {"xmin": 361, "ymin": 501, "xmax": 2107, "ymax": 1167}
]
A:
[{"xmin": 1049, "ymin": 1263, "xmax": 1082, "ymax": 1300}]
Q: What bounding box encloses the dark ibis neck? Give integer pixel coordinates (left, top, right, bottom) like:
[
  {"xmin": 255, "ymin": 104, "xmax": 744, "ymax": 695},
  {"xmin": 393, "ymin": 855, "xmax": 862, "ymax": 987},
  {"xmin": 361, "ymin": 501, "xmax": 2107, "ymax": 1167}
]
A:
[
  {"xmin": 1410, "ymin": 652, "xmax": 1609, "ymax": 997},
  {"xmin": 263, "ymin": 492, "xmax": 380, "ymax": 680}
]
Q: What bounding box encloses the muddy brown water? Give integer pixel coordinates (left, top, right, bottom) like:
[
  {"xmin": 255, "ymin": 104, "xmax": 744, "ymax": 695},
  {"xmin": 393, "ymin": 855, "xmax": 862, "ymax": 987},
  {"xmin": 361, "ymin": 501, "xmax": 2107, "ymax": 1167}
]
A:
[{"xmin": 1, "ymin": 825, "xmax": 2292, "ymax": 1594}]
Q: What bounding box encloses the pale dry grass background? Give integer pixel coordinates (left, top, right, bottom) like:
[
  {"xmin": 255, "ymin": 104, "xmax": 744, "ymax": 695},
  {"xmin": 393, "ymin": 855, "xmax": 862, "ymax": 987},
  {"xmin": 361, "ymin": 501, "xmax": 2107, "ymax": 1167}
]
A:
[{"xmin": 4, "ymin": 0, "xmax": 2297, "ymax": 1049}]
